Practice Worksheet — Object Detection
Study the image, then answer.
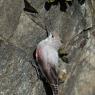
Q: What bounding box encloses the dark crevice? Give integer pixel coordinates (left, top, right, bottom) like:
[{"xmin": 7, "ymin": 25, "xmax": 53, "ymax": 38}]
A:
[
  {"xmin": 24, "ymin": 0, "xmax": 38, "ymax": 13},
  {"xmin": 78, "ymin": 0, "xmax": 85, "ymax": 5},
  {"xmin": 42, "ymin": 79, "xmax": 53, "ymax": 95},
  {"xmin": 44, "ymin": 0, "xmax": 86, "ymax": 12},
  {"xmin": 44, "ymin": 0, "xmax": 73, "ymax": 12}
]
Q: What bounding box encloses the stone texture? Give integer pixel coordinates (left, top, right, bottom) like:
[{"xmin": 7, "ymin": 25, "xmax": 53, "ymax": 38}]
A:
[
  {"xmin": 63, "ymin": 29, "xmax": 95, "ymax": 95},
  {"xmin": 0, "ymin": 0, "xmax": 24, "ymax": 40},
  {"xmin": 0, "ymin": 42, "xmax": 37, "ymax": 95},
  {"xmin": 0, "ymin": 0, "xmax": 95, "ymax": 95}
]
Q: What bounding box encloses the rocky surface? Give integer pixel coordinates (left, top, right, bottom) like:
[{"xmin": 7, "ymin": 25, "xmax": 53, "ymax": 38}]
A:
[{"xmin": 0, "ymin": 0, "xmax": 95, "ymax": 95}]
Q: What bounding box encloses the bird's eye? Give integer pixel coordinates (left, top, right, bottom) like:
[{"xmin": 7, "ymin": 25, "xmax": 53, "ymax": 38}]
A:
[
  {"xmin": 52, "ymin": 35, "xmax": 54, "ymax": 38},
  {"xmin": 61, "ymin": 40, "xmax": 63, "ymax": 43}
]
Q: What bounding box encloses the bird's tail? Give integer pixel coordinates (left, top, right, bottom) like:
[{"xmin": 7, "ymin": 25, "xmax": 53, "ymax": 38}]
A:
[{"xmin": 51, "ymin": 84, "xmax": 58, "ymax": 95}]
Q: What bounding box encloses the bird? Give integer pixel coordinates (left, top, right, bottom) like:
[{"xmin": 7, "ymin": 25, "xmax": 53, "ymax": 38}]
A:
[{"xmin": 35, "ymin": 32, "xmax": 62, "ymax": 95}]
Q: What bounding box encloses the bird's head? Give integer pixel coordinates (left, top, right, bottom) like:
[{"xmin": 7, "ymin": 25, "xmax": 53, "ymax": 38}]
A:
[{"xmin": 46, "ymin": 32, "xmax": 63, "ymax": 50}]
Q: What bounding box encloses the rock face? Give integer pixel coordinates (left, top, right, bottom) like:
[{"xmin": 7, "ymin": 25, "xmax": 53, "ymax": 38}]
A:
[
  {"xmin": 0, "ymin": 0, "xmax": 95, "ymax": 95},
  {"xmin": 0, "ymin": 0, "xmax": 24, "ymax": 40}
]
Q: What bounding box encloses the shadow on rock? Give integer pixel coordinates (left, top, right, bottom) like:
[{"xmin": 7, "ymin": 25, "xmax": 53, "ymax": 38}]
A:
[
  {"xmin": 44, "ymin": 0, "xmax": 73, "ymax": 12},
  {"xmin": 24, "ymin": 0, "xmax": 38, "ymax": 13}
]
